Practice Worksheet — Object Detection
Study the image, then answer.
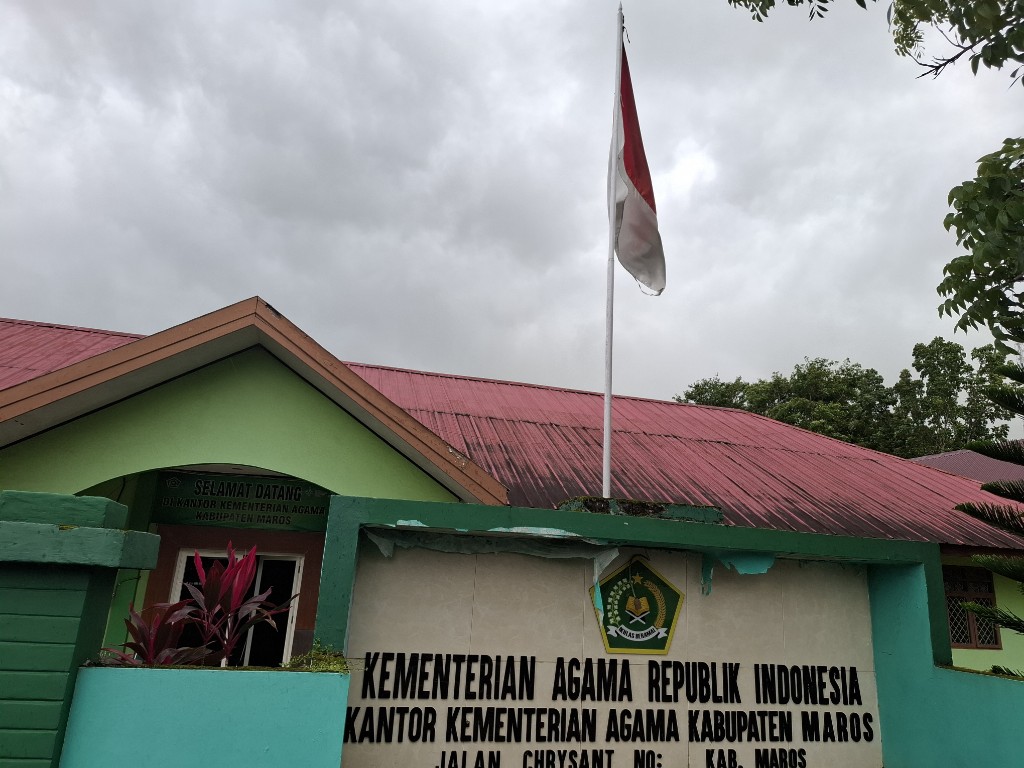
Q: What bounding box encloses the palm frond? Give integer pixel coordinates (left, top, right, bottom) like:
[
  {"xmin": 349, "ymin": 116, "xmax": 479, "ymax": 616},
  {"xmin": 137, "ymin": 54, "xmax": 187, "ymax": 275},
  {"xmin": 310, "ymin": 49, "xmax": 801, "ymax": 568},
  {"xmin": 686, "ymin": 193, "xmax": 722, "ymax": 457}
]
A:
[{"xmin": 957, "ymin": 502, "xmax": 1024, "ymax": 537}]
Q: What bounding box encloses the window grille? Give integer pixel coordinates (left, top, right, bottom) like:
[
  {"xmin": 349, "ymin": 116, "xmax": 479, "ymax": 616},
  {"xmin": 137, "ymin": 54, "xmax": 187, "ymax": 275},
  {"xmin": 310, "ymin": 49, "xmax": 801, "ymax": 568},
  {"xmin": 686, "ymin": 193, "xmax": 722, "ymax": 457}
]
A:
[{"xmin": 943, "ymin": 565, "xmax": 1000, "ymax": 650}]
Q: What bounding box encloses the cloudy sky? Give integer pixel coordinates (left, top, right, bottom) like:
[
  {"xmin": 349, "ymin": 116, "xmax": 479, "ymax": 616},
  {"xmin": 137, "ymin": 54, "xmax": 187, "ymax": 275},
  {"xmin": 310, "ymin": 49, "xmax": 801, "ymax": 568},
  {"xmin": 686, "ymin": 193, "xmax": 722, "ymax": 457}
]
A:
[{"xmin": 3, "ymin": 0, "xmax": 1022, "ymax": 401}]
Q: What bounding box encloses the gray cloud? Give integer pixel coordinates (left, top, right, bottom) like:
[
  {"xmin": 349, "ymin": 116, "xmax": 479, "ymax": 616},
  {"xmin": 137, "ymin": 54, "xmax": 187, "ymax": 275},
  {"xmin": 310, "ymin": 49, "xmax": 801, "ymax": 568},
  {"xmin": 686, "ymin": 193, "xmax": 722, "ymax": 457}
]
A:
[{"xmin": 2, "ymin": 0, "xmax": 1021, "ymax": 403}]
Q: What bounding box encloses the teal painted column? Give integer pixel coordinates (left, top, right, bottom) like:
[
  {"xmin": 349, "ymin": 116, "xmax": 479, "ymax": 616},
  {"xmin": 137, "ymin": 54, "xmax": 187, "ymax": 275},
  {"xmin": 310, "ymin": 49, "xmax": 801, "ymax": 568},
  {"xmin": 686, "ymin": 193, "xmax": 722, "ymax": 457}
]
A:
[
  {"xmin": 314, "ymin": 496, "xmax": 365, "ymax": 652},
  {"xmin": 869, "ymin": 563, "xmax": 1024, "ymax": 767},
  {"xmin": 0, "ymin": 491, "xmax": 159, "ymax": 768}
]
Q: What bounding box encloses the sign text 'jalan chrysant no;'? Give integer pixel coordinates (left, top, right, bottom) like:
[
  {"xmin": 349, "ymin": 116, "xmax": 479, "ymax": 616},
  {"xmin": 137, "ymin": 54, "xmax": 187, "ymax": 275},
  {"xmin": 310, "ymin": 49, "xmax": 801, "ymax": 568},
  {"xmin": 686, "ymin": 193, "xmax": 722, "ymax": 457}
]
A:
[{"xmin": 345, "ymin": 653, "xmax": 876, "ymax": 768}]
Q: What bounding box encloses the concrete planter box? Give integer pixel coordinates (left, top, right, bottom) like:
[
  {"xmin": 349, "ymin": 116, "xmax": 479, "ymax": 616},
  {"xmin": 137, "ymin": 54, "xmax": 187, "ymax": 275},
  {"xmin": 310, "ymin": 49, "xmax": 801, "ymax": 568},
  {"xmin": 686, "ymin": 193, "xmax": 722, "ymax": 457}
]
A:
[{"xmin": 60, "ymin": 667, "xmax": 349, "ymax": 768}]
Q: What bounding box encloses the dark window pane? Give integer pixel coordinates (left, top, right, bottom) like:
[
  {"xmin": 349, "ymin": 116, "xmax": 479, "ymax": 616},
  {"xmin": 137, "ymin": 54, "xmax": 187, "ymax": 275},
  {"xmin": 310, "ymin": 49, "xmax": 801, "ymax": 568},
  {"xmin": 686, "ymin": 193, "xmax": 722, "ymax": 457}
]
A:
[{"xmin": 245, "ymin": 559, "xmax": 297, "ymax": 667}]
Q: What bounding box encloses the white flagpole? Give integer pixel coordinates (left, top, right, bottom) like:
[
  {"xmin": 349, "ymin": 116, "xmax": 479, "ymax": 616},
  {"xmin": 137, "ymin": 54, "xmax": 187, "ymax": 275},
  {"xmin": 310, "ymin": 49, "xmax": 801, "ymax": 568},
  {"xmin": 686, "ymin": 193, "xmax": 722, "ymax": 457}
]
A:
[{"xmin": 603, "ymin": 5, "xmax": 624, "ymax": 499}]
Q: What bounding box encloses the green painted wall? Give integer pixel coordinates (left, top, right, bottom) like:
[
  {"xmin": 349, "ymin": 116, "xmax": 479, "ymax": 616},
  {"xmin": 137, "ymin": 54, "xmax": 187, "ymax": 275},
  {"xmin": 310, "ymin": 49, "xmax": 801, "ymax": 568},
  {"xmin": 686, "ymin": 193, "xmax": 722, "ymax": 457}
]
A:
[
  {"xmin": 0, "ymin": 348, "xmax": 456, "ymax": 504},
  {"xmin": 869, "ymin": 564, "xmax": 1024, "ymax": 767},
  {"xmin": 60, "ymin": 668, "xmax": 348, "ymax": 768},
  {"xmin": 80, "ymin": 476, "xmax": 156, "ymax": 650},
  {"xmin": 314, "ymin": 495, "xmax": 949, "ymax": 658},
  {"xmin": 0, "ymin": 565, "xmax": 104, "ymax": 768},
  {"xmin": 0, "ymin": 492, "xmax": 159, "ymax": 768}
]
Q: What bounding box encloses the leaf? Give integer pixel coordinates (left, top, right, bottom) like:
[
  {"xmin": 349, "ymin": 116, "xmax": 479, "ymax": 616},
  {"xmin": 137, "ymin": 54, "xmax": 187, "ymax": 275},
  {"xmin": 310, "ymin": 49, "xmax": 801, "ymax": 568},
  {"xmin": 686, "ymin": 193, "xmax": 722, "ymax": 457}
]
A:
[
  {"xmin": 104, "ymin": 600, "xmax": 204, "ymax": 666},
  {"xmin": 957, "ymin": 501, "xmax": 1024, "ymax": 537},
  {"xmin": 977, "ymin": 1, "xmax": 999, "ymax": 21}
]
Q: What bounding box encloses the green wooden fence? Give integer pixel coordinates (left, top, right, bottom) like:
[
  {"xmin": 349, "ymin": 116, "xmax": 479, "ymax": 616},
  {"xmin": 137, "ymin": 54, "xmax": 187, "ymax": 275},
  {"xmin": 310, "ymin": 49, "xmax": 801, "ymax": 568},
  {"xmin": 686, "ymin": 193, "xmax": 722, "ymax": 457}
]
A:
[{"xmin": 0, "ymin": 491, "xmax": 158, "ymax": 768}]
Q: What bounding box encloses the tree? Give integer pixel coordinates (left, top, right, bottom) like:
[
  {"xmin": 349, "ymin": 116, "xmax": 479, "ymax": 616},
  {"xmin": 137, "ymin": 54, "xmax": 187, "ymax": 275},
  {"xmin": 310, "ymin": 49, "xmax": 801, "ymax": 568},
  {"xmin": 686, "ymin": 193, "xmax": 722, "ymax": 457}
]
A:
[
  {"xmin": 889, "ymin": 338, "xmax": 1013, "ymax": 455},
  {"xmin": 719, "ymin": 0, "xmax": 1024, "ymax": 661},
  {"xmin": 676, "ymin": 338, "xmax": 1014, "ymax": 457},
  {"xmin": 954, "ymin": 350, "xmax": 1024, "ymax": 671},
  {"xmin": 681, "ymin": 376, "xmax": 748, "ymax": 409},
  {"xmin": 742, "ymin": 358, "xmax": 899, "ymax": 450},
  {"xmin": 938, "ymin": 139, "xmax": 1024, "ymax": 353}
]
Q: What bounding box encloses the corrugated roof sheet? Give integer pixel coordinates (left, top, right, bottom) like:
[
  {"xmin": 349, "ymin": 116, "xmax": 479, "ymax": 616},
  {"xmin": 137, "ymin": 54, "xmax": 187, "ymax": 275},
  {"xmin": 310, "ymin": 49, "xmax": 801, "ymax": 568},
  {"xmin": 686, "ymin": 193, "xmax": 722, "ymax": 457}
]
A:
[
  {"xmin": 3, "ymin": 315, "xmax": 1021, "ymax": 550},
  {"xmin": 347, "ymin": 363, "xmax": 1024, "ymax": 550},
  {"xmin": 0, "ymin": 319, "xmax": 140, "ymax": 391},
  {"xmin": 914, "ymin": 450, "xmax": 1024, "ymax": 484}
]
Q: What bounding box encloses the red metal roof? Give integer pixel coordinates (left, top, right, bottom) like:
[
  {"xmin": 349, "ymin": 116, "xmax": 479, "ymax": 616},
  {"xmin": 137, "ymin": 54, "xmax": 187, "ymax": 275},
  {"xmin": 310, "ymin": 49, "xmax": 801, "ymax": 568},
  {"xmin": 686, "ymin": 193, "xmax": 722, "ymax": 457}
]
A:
[
  {"xmin": 913, "ymin": 450, "xmax": 1024, "ymax": 484},
  {"xmin": 3, "ymin": 314, "xmax": 1022, "ymax": 549},
  {"xmin": 347, "ymin": 363, "xmax": 1024, "ymax": 550},
  {"xmin": 0, "ymin": 319, "xmax": 140, "ymax": 391}
]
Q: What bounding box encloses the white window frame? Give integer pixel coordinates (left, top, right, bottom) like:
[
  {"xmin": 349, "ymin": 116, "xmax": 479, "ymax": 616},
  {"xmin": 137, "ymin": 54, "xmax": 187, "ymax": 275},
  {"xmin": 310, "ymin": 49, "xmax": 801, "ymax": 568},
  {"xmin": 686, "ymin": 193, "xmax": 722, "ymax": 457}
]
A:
[{"xmin": 169, "ymin": 548, "xmax": 303, "ymax": 665}]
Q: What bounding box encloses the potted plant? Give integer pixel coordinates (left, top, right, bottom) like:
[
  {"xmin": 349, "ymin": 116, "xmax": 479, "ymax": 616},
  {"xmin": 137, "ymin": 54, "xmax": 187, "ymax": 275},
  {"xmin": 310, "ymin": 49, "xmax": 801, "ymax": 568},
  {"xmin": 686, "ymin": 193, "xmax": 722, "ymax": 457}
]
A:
[
  {"xmin": 60, "ymin": 544, "xmax": 350, "ymax": 768},
  {"xmin": 103, "ymin": 543, "xmax": 295, "ymax": 666}
]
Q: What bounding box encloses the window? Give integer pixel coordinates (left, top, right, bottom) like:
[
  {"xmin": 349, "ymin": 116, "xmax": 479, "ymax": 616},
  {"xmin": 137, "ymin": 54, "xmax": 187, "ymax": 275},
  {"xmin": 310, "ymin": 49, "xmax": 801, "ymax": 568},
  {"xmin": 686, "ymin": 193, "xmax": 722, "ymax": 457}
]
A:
[
  {"xmin": 943, "ymin": 565, "xmax": 1000, "ymax": 649},
  {"xmin": 170, "ymin": 549, "xmax": 303, "ymax": 666}
]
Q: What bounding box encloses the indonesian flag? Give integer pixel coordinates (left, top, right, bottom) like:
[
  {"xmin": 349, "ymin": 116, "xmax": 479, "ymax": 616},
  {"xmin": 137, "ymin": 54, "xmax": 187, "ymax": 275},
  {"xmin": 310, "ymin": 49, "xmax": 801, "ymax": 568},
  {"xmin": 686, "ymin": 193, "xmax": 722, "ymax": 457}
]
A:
[{"xmin": 609, "ymin": 42, "xmax": 666, "ymax": 295}]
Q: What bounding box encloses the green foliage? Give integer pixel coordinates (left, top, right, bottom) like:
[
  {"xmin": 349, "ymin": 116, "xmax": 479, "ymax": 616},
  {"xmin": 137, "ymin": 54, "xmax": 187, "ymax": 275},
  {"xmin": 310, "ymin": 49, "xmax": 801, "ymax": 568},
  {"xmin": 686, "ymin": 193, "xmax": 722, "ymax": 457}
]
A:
[
  {"xmin": 981, "ymin": 478, "xmax": 1024, "ymax": 499},
  {"xmin": 951, "ymin": 355, "xmax": 1024, "ymax": 643},
  {"xmin": 676, "ymin": 338, "xmax": 1013, "ymax": 458},
  {"xmin": 957, "ymin": 502, "xmax": 1024, "ymax": 535},
  {"xmin": 972, "ymin": 553, "xmax": 1024, "ymax": 583},
  {"xmin": 890, "ymin": 338, "xmax": 1014, "ymax": 456},
  {"xmin": 939, "ymin": 139, "xmax": 1024, "ymax": 352},
  {"xmin": 103, "ymin": 544, "xmax": 294, "ymax": 667},
  {"xmin": 722, "ymin": 0, "xmax": 1024, "ymax": 650},
  {"xmin": 726, "ymin": 0, "xmax": 1024, "ymax": 81},
  {"xmin": 970, "ymin": 437, "xmax": 1024, "ymax": 464},
  {"xmin": 960, "ymin": 601, "xmax": 1024, "ymax": 635},
  {"xmin": 990, "ymin": 665, "xmax": 1024, "ymax": 677},
  {"xmin": 284, "ymin": 639, "xmax": 349, "ymax": 673},
  {"xmin": 681, "ymin": 376, "xmax": 748, "ymax": 409}
]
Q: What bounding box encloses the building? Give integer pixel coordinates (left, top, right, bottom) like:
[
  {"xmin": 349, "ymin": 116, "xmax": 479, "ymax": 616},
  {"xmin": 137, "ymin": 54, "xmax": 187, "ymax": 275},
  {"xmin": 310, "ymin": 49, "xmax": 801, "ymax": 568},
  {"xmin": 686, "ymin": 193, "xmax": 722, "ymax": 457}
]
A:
[
  {"xmin": 10, "ymin": 297, "xmax": 1024, "ymax": 767},
  {"xmin": 2, "ymin": 297, "xmax": 1023, "ymax": 673},
  {"xmin": 914, "ymin": 448, "xmax": 1024, "ymax": 484}
]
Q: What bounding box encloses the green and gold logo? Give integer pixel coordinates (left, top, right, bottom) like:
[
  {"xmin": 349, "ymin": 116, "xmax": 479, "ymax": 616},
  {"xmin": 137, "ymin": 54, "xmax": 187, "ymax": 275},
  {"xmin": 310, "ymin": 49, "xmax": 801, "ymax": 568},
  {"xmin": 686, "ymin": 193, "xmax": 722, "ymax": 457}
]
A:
[{"xmin": 592, "ymin": 556, "xmax": 683, "ymax": 654}]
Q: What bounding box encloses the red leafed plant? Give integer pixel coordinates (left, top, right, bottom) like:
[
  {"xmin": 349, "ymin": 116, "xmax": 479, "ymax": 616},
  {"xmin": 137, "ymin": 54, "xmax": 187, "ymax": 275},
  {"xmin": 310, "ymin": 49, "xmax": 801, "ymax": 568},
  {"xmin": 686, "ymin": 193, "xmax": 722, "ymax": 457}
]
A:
[
  {"xmin": 102, "ymin": 601, "xmax": 211, "ymax": 666},
  {"xmin": 185, "ymin": 543, "xmax": 294, "ymax": 663},
  {"xmin": 103, "ymin": 544, "xmax": 295, "ymax": 667}
]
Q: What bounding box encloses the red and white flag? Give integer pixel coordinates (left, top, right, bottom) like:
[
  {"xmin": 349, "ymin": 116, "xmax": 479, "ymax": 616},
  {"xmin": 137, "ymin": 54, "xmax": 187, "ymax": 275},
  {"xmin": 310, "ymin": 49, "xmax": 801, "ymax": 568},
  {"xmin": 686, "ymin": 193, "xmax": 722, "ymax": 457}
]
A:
[{"xmin": 609, "ymin": 37, "xmax": 665, "ymax": 295}]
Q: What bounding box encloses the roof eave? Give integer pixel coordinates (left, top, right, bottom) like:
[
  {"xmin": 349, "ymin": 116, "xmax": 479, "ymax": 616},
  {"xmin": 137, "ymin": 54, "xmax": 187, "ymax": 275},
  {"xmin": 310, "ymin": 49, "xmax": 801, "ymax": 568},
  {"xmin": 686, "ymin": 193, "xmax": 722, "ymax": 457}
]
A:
[{"xmin": 0, "ymin": 297, "xmax": 508, "ymax": 507}]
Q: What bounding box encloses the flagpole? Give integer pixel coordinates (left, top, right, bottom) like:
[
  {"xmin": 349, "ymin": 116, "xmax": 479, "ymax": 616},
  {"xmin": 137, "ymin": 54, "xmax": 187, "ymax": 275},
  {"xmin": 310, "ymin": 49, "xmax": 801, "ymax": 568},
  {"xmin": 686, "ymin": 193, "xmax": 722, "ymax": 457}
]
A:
[{"xmin": 603, "ymin": 5, "xmax": 624, "ymax": 499}]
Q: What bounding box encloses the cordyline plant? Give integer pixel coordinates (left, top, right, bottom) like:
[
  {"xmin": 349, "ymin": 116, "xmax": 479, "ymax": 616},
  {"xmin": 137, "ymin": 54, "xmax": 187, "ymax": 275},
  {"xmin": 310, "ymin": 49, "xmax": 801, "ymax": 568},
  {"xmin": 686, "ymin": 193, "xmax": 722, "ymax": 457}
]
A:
[
  {"xmin": 103, "ymin": 600, "xmax": 212, "ymax": 666},
  {"xmin": 186, "ymin": 543, "xmax": 294, "ymax": 663},
  {"xmin": 103, "ymin": 544, "xmax": 295, "ymax": 666}
]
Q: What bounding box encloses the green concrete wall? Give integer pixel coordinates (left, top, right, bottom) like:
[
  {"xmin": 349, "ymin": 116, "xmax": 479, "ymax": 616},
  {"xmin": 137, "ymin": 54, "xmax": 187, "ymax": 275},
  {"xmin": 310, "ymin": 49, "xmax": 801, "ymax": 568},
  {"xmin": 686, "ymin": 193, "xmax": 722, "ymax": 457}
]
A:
[
  {"xmin": 0, "ymin": 566, "xmax": 111, "ymax": 768},
  {"xmin": 60, "ymin": 668, "xmax": 349, "ymax": 768},
  {"xmin": 0, "ymin": 492, "xmax": 159, "ymax": 768},
  {"xmin": 869, "ymin": 563, "xmax": 1024, "ymax": 767},
  {"xmin": 0, "ymin": 348, "xmax": 456, "ymax": 504}
]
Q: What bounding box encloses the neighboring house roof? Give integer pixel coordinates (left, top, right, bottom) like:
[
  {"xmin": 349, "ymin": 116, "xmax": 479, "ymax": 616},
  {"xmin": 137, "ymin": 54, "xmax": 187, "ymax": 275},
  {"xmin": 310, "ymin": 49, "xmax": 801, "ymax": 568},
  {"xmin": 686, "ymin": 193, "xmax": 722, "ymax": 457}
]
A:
[
  {"xmin": 913, "ymin": 449, "xmax": 1024, "ymax": 484},
  {"xmin": 3, "ymin": 301, "xmax": 1023, "ymax": 550},
  {"xmin": 0, "ymin": 299, "xmax": 507, "ymax": 507},
  {"xmin": 0, "ymin": 319, "xmax": 141, "ymax": 390}
]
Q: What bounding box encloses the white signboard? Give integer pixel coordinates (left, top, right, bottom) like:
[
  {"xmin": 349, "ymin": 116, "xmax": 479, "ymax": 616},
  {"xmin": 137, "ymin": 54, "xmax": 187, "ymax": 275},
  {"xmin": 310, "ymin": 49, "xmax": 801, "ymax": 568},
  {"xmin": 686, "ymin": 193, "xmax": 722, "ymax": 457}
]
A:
[{"xmin": 343, "ymin": 549, "xmax": 882, "ymax": 768}]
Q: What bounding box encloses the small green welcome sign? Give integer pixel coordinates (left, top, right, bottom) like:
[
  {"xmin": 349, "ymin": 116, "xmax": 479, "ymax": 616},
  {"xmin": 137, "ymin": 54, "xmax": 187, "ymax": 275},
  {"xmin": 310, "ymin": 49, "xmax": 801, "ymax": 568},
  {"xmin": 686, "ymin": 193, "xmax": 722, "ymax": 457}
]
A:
[{"xmin": 593, "ymin": 556, "xmax": 683, "ymax": 654}]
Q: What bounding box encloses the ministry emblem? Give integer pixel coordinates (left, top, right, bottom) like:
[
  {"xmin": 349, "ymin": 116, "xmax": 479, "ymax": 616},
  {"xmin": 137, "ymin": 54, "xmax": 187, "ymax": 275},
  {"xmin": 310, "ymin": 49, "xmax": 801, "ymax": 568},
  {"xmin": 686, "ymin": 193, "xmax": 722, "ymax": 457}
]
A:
[{"xmin": 592, "ymin": 556, "xmax": 683, "ymax": 654}]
